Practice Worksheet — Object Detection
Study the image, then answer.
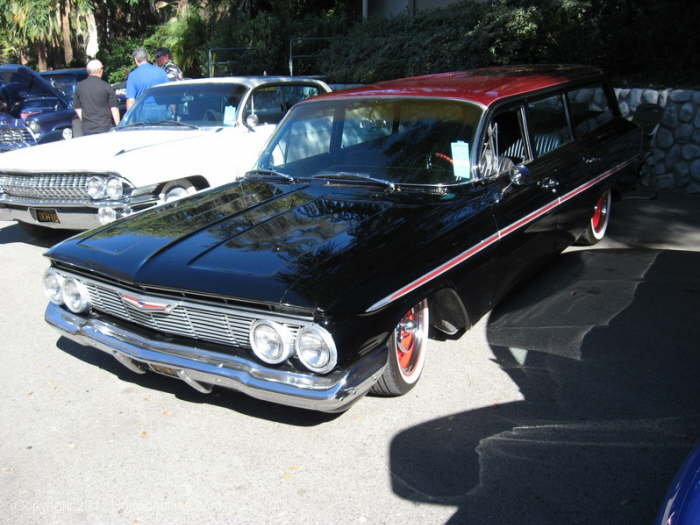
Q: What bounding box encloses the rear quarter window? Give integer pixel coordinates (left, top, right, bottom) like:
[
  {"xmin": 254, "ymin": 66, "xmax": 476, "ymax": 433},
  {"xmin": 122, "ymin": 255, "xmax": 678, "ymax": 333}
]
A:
[{"xmin": 567, "ymin": 84, "xmax": 614, "ymax": 137}]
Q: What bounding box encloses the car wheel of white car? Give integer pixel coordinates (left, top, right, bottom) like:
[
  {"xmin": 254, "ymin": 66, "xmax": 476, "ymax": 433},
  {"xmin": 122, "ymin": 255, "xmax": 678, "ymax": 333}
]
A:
[
  {"xmin": 371, "ymin": 299, "xmax": 429, "ymax": 397},
  {"xmin": 61, "ymin": 128, "xmax": 73, "ymax": 140},
  {"xmin": 160, "ymin": 181, "xmax": 197, "ymax": 203}
]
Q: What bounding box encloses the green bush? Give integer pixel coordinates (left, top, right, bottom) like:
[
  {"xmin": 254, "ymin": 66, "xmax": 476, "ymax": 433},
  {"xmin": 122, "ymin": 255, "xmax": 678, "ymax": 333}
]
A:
[
  {"xmin": 317, "ymin": 0, "xmax": 699, "ymax": 87},
  {"xmin": 98, "ymin": 36, "xmax": 144, "ymax": 84}
]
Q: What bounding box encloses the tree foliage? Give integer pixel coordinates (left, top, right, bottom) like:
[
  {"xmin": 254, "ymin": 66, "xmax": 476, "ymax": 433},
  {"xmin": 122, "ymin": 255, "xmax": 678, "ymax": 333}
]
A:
[
  {"xmin": 0, "ymin": 0, "xmax": 697, "ymax": 87},
  {"xmin": 318, "ymin": 0, "xmax": 699, "ymax": 86}
]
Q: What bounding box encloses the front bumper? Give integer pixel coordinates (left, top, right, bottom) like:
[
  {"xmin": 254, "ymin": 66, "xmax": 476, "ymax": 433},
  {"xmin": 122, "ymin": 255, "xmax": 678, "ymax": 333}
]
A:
[
  {"xmin": 0, "ymin": 195, "xmax": 157, "ymax": 230},
  {"xmin": 45, "ymin": 303, "xmax": 387, "ymax": 413}
]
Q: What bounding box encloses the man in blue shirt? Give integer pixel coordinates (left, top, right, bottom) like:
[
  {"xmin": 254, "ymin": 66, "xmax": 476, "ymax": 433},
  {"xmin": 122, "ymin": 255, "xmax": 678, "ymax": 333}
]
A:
[{"xmin": 125, "ymin": 47, "xmax": 168, "ymax": 111}]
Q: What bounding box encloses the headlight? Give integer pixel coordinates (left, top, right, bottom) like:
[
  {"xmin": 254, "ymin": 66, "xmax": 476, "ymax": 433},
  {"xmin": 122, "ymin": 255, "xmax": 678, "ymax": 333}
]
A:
[
  {"xmin": 105, "ymin": 177, "xmax": 124, "ymax": 199},
  {"xmin": 86, "ymin": 176, "xmax": 106, "ymax": 199},
  {"xmin": 295, "ymin": 325, "xmax": 337, "ymax": 374},
  {"xmin": 27, "ymin": 120, "xmax": 41, "ymax": 134},
  {"xmin": 61, "ymin": 277, "xmax": 91, "ymax": 313},
  {"xmin": 249, "ymin": 320, "xmax": 293, "ymax": 364},
  {"xmin": 43, "ymin": 268, "xmax": 63, "ymax": 305}
]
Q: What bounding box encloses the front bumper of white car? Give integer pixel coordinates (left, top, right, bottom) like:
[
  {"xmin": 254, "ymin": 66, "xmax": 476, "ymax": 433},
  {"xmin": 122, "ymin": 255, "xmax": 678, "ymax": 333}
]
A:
[{"xmin": 0, "ymin": 193, "xmax": 159, "ymax": 230}]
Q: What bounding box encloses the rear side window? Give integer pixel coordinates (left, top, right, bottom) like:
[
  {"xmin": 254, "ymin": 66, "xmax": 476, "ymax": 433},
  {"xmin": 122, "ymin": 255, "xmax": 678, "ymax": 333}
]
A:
[
  {"xmin": 567, "ymin": 84, "xmax": 614, "ymax": 137},
  {"xmin": 527, "ymin": 94, "xmax": 573, "ymax": 157}
]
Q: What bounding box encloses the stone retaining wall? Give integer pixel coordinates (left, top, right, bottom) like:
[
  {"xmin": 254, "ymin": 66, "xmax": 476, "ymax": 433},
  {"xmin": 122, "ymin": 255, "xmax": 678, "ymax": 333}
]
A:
[{"xmin": 615, "ymin": 88, "xmax": 700, "ymax": 193}]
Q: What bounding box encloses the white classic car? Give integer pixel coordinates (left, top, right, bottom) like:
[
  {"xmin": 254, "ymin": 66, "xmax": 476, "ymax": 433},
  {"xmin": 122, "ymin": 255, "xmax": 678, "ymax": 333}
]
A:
[{"xmin": 0, "ymin": 76, "xmax": 330, "ymax": 232}]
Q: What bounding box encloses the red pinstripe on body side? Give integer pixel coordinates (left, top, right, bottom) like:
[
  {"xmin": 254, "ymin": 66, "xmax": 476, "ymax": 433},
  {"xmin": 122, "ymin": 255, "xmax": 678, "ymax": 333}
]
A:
[{"xmin": 365, "ymin": 158, "xmax": 635, "ymax": 312}]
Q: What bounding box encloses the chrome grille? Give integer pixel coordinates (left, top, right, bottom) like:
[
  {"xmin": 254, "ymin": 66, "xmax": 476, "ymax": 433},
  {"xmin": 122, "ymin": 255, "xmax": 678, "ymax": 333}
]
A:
[
  {"xmin": 0, "ymin": 173, "xmax": 89, "ymax": 200},
  {"xmin": 84, "ymin": 281, "xmax": 302, "ymax": 350},
  {"xmin": 0, "ymin": 128, "xmax": 34, "ymax": 143}
]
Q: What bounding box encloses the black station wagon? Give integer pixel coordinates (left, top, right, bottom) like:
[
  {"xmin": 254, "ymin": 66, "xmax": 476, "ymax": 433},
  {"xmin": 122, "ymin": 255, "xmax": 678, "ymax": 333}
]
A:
[{"xmin": 43, "ymin": 66, "xmax": 642, "ymax": 412}]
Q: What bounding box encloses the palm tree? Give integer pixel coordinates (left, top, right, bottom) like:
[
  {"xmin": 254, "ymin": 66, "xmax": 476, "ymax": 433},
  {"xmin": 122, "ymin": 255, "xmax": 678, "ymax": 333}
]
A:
[
  {"xmin": 0, "ymin": 0, "xmax": 95, "ymax": 70},
  {"xmin": 3, "ymin": 0, "xmax": 61, "ymax": 70}
]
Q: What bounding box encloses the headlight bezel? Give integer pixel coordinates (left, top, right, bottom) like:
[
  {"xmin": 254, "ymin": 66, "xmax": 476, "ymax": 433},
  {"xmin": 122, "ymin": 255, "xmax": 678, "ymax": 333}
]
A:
[
  {"xmin": 87, "ymin": 175, "xmax": 131, "ymax": 201},
  {"xmin": 61, "ymin": 277, "xmax": 91, "ymax": 313},
  {"xmin": 86, "ymin": 176, "xmax": 107, "ymax": 199},
  {"xmin": 43, "ymin": 267, "xmax": 64, "ymax": 305},
  {"xmin": 44, "ymin": 268, "xmax": 91, "ymax": 313},
  {"xmin": 26, "ymin": 119, "xmax": 41, "ymax": 134},
  {"xmin": 105, "ymin": 177, "xmax": 124, "ymax": 199},
  {"xmin": 249, "ymin": 319, "xmax": 294, "ymax": 365},
  {"xmin": 248, "ymin": 318, "xmax": 338, "ymax": 375},
  {"xmin": 295, "ymin": 325, "xmax": 338, "ymax": 374}
]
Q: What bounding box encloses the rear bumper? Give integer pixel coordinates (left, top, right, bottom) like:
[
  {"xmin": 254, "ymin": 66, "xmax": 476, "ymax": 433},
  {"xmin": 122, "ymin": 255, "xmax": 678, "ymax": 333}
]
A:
[{"xmin": 45, "ymin": 303, "xmax": 387, "ymax": 413}]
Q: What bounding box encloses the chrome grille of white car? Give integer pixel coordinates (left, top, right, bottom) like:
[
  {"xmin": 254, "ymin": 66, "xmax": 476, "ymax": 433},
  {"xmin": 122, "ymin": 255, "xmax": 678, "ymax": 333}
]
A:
[
  {"xmin": 85, "ymin": 282, "xmax": 302, "ymax": 350},
  {"xmin": 0, "ymin": 128, "xmax": 34, "ymax": 144},
  {"xmin": 0, "ymin": 173, "xmax": 89, "ymax": 200}
]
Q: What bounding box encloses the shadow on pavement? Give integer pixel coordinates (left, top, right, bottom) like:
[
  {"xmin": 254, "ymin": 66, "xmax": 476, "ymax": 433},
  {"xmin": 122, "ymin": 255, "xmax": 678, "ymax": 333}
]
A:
[
  {"xmin": 56, "ymin": 336, "xmax": 341, "ymax": 427},
  {"xmin": 0, "ymin": 221, "xmax": 75, "ymax": 248},
  {"xmin": 390, "ymin": 248, "xmax": 700, "ymax": 524},
  {"xmin": 606, "ymin": 192, "xmax": 700, "ymax": 249}
]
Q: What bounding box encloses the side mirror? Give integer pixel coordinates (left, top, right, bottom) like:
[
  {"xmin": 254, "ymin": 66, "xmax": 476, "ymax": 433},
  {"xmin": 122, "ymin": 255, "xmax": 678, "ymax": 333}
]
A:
[
  {"xmin": 510, "ymin": 164, "xmax": 534, "ymax": 186},
  {"xmin": 245, "ymin": 113, "xmax": 259, "ymax": 131}
]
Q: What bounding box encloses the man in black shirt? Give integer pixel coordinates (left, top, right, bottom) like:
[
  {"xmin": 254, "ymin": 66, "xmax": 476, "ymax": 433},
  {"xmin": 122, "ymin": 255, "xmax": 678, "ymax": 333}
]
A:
[{"xmin": 74, "ymin": 59, "xmax": 120, "ymax": 135}]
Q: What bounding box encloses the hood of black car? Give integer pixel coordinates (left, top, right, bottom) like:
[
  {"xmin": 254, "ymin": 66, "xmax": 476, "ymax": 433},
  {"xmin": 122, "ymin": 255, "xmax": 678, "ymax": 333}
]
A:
[{"xmin": 47, "ymin": 178, "xmax": 447, "ymax": 312}]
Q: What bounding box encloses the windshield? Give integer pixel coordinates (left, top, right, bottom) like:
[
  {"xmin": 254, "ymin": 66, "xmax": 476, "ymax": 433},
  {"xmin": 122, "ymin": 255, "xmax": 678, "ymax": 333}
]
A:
[
  {"xmin": 256, "ymin": 98, "xmax": 482, "ymax": 185},
  {"xmin": 120, "ymin": 83, "xmax": 248, "ymax": 128},
  {"xmin": 41, "ymin": 73, "xmax": 83, "ymax": 99}
]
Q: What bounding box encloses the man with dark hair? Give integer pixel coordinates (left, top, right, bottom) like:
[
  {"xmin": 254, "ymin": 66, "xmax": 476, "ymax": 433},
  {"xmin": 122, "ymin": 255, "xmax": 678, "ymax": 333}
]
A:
[
  {"xmin": 74, "ymin": 59, "xmax": 120, "ymax": 135},
  {"xmin": 125, "ymin": 47, "xmax": 168, "ymax": 111},
  {"xmin": 154, "ymin": 47, "xmax": 184, "ymax": 82}
]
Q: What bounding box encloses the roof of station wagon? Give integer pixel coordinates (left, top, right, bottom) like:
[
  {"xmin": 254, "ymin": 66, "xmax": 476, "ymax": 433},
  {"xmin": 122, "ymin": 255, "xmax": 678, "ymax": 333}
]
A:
[{"xmin": 314, "ymin": 65, "xmax": 603, "ymax": 107}]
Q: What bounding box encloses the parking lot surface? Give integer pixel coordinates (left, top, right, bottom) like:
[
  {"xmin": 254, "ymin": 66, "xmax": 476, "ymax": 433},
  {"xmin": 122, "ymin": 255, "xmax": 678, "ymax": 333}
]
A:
[{"xmin": 1, "ymin": 192, "xmax": 699, "ymax": 524}]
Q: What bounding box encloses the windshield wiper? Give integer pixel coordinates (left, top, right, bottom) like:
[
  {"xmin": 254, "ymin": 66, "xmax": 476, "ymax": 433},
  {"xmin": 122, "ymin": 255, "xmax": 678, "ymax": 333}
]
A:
[
  {"xmin": 119, "ymin": 120, "xmax": 199, "ymax": 130},
  {"xmin": 312, "ymin": 171, "xmax": 397, "ymax": 192},
  {"xmin": 246, "ymin": 168, "xmax": 296, "ymax": 184}
]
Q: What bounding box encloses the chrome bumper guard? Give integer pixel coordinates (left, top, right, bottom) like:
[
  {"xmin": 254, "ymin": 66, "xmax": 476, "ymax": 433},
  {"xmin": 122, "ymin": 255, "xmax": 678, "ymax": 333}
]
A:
[{"xmin": 45, "ymin": 303, "xmax": 387, "ymax": 413}]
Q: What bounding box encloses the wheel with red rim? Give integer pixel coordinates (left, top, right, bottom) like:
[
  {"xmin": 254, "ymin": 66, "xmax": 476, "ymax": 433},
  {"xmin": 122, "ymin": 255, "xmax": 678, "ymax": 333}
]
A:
[
  {"xmin": 371, "ymin": 299, "xmax": 429, "ymax": 396},
  {"xmin": 576, "ymin": 189, "xmax": 612, "ymax": 246}
]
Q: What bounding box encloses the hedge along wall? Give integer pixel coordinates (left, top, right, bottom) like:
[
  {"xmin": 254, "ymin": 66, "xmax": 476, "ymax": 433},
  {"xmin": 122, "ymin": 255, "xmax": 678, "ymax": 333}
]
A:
[{"xmin": 615, "ymin": 88, "xmax": 700, "ymax": 193}]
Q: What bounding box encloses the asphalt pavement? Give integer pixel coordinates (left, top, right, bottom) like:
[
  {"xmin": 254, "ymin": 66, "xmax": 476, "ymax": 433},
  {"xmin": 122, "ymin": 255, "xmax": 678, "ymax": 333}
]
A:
[{"xmin": 1, "ymin": 190, "xmax": 699, "ymax": 524}]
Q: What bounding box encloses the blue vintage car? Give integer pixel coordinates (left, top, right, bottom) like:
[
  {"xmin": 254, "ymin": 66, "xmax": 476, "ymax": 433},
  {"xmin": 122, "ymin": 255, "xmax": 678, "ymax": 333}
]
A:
[
  {"xmin": 656, "ymin": 444, "xmax": 700, "ymax": 525},
  {"xmin": 0, "ymin": 64, "xmax": 76, "ymax": 144}
]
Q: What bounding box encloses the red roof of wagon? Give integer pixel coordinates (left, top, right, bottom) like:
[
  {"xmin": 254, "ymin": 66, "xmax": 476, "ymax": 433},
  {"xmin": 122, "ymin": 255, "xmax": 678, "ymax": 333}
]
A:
[{"xmin": 321, "ymin": 65, "xmax": 602, "ymax": 107}]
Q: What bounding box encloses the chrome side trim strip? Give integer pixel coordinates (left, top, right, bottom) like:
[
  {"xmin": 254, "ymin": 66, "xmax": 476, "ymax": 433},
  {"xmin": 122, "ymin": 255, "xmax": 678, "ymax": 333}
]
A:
[
  {"xmin": 45, "ymin": 303, "xmax": 386, "ymax": 412},
  {"xmin": 366, "ymin": 158, "xmax": 636, "ymax": 312}
]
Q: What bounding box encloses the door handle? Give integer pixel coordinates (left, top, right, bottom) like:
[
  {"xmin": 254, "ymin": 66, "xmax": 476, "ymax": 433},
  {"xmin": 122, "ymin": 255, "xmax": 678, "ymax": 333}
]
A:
[
  {"xmin": 538, "ymin": 177, "xmax": 559, "ymax": 192},
  {"xmin": 583, "ymin": 156, "xmax": 601, "ymax": 164}
]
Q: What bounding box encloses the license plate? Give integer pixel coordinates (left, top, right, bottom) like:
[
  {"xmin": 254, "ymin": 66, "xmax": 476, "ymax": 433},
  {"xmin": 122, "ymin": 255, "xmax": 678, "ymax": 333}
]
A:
[{"xmin": 34, "ymin": 208, "xmax": 60, "ymax": 223}]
